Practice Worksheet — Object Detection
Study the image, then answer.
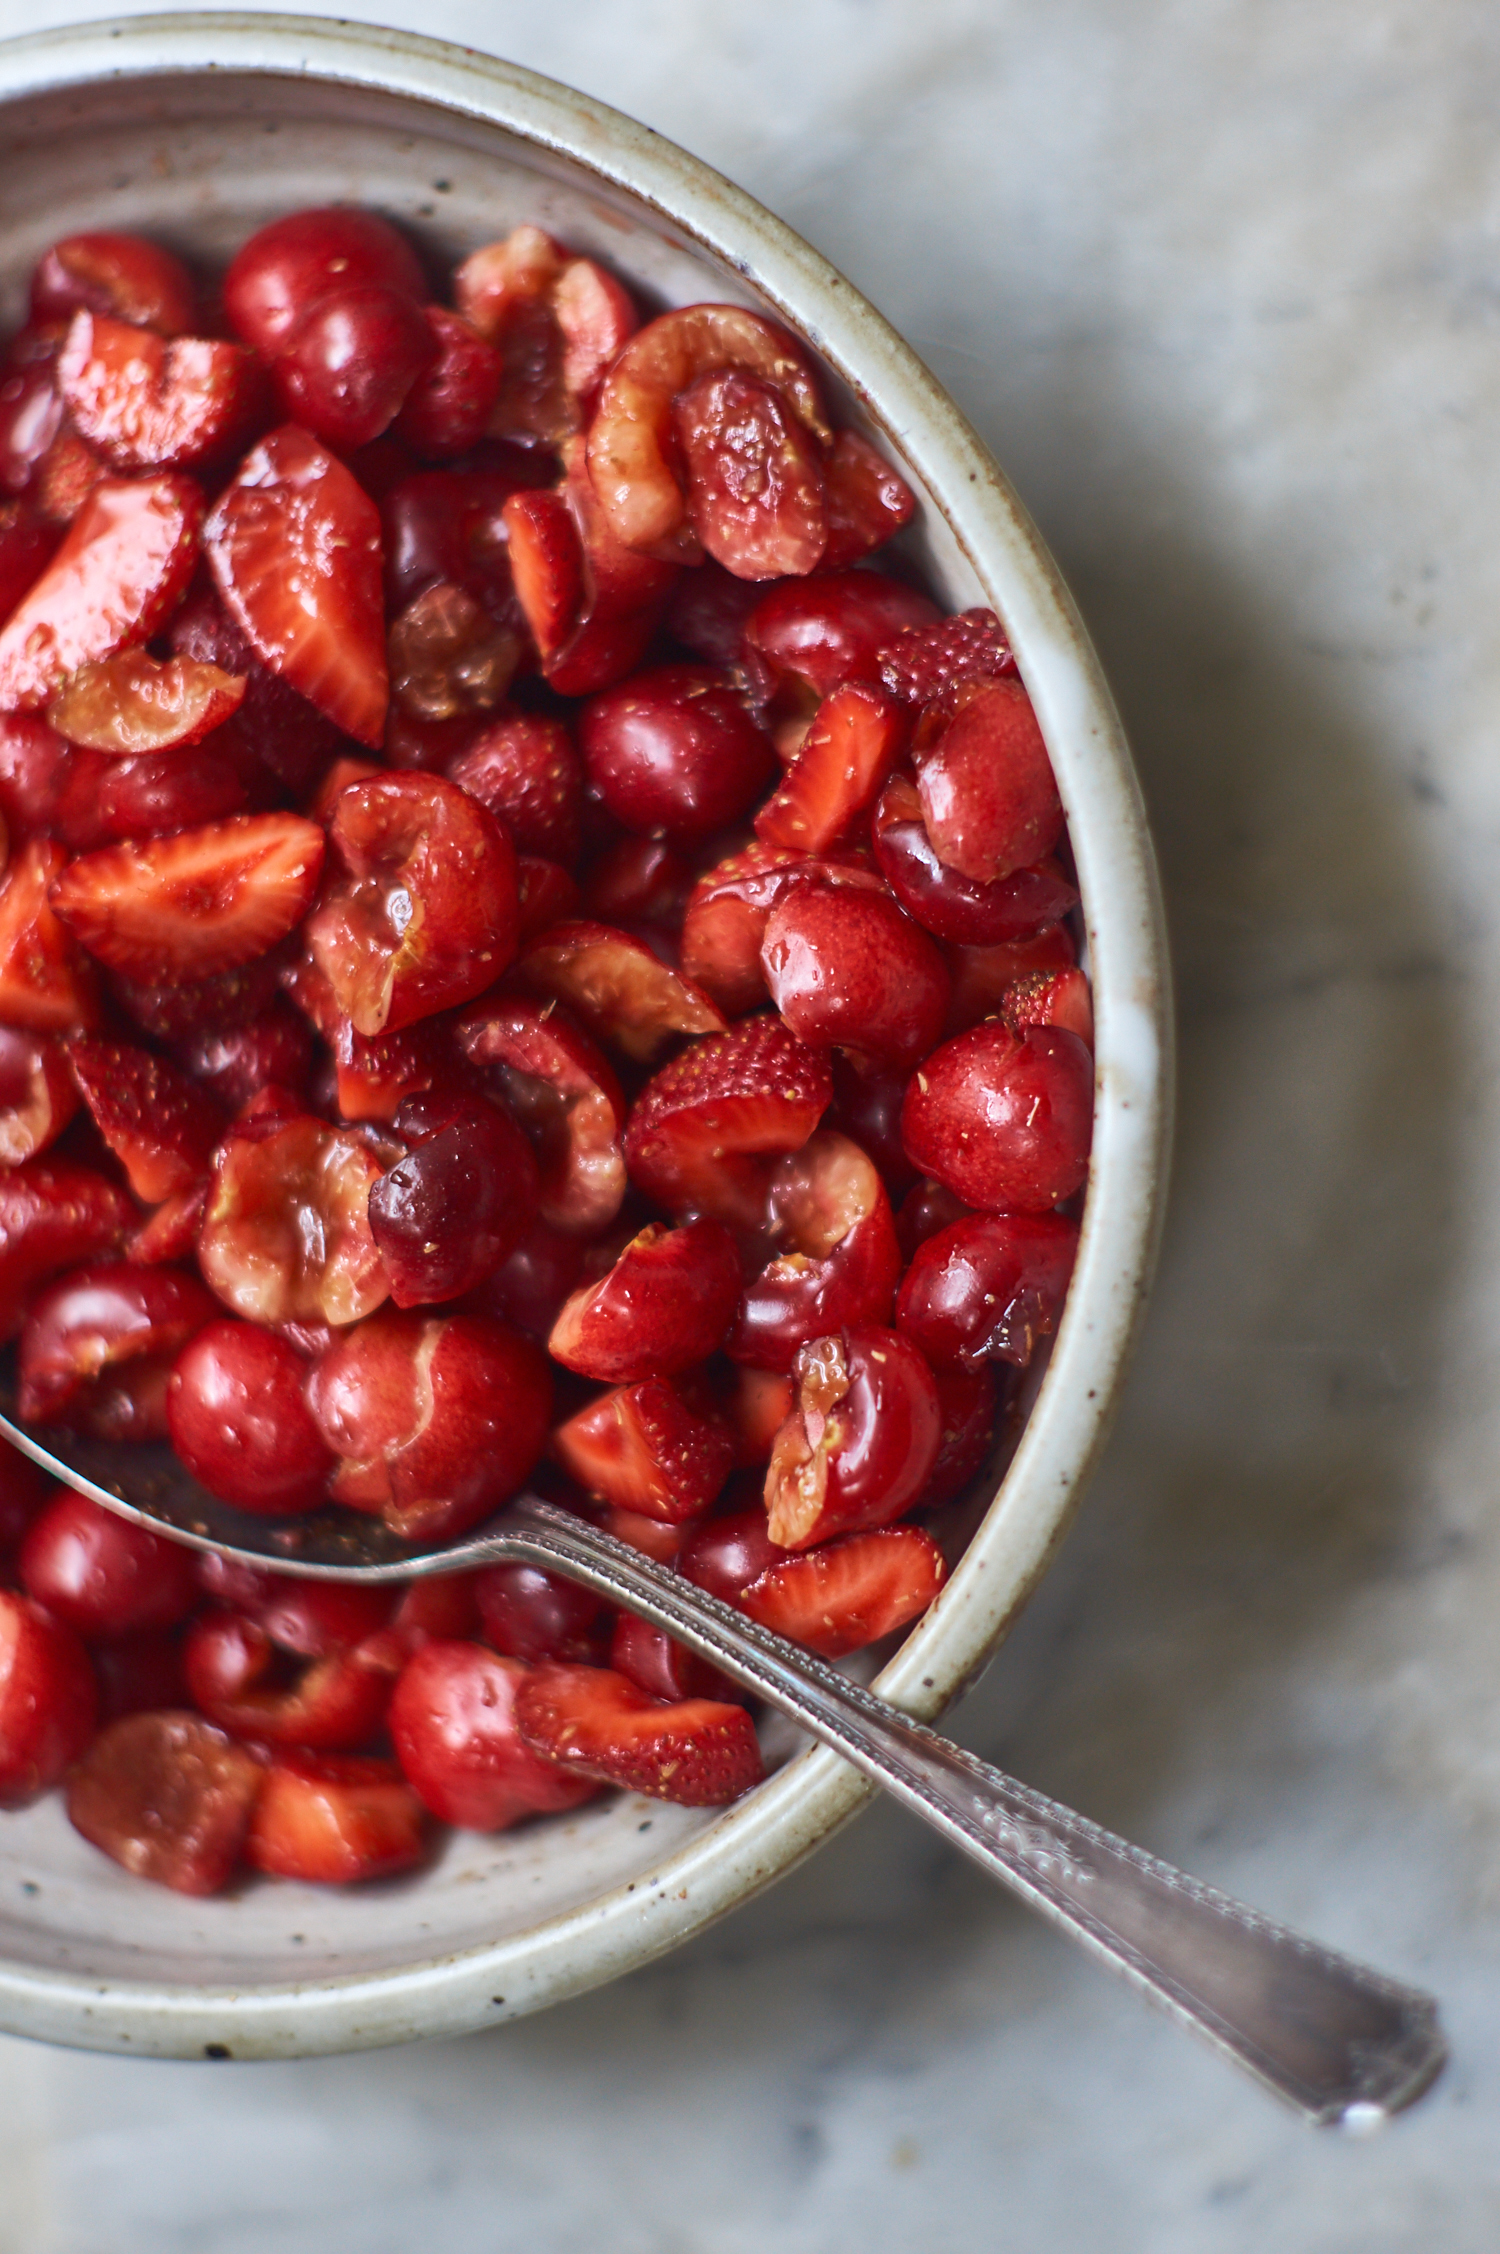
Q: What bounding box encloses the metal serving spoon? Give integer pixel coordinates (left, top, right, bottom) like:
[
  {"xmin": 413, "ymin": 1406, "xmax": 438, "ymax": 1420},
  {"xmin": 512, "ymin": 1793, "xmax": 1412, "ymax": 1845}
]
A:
[{"xmin": 0, "ymin": 1391, "xmax": 1445, "ymax": 2127}]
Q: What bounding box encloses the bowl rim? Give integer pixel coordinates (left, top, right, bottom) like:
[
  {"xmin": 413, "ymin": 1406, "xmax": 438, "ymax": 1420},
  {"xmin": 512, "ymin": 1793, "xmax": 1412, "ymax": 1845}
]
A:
[{"xmin": 0, "ymin": 9, "xmax": 1174, "ymax": 2057}]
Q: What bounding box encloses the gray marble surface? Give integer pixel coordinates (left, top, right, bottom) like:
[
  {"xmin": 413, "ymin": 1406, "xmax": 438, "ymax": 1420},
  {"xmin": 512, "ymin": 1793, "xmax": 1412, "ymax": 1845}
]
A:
[{"xmin": 0, "ymin": 0, "xmax": 1496, "ymax": 2244}]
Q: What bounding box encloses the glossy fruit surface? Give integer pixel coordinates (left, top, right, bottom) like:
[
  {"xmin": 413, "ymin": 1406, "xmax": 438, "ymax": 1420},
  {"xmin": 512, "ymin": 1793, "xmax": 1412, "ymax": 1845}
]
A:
[
  {"xmin": 66, "ymin": 1711, "xmax": 263, "ymax": 1893},
  {"xmin": 580, "ymin": 664, "xmax": 775, "ymax": 838},
  {"xmin": 168, "ymin": 1320, "xmax": 334, "ymax": 1515},
  {"xmin": 763, "ymin": 1325, "xmax": 942, "ymax": 1548},
  {"xmin": 0, "ymin": 1589, "xmax": 97, "ymax": 1805},
  {"xmin": 901, "ymin": 1023, "xmax": 1093, "ymax": 1213},
  {"xmin": 515, "ymin": 1662, "xmax": 765, "ymax": 1805},
  {"xmin": 390, "ymin": 1642, "xmax": 595, "ymax": 1829}
]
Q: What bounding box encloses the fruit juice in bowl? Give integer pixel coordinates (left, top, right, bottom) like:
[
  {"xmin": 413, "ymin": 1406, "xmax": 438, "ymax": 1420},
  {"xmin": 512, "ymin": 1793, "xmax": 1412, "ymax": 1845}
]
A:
[{"xmin": 0, "ymin": 19, "xmax": 1167, "ymax": 2057}]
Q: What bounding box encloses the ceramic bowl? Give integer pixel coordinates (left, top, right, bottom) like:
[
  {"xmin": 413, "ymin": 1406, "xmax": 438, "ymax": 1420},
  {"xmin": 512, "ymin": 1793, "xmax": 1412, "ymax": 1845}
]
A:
[{"xmin": 0, "ymin": 12, "xmax": 1171, "ymax": 2058}]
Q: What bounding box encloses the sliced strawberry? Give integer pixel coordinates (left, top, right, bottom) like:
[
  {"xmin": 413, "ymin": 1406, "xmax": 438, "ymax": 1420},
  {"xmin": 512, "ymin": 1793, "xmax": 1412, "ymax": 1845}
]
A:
[
  {"xmin": 0, "ymin": 1029, "xmax": 78, "ymax": 1166},
  {"xmin": 457, "ymin": 994, "xmax": 627, "ymax": 1235},
  {"xmin": 447, "ymin": 712, "xmax": 584, "ymax": 864},
  {"xmin": 0, "ymin": 474, "xmax": 203, "ymax": 710},
  {"xmin": 738, "ymin": 1524, "xmax": 947, "ymax": 1657},
  {"xmin": 503, "ymin": 488, "xmax": 586, "ymax": 658},
  {"xmin": 204, "ymin": 425, "xmax": 387, "ymax": 748},
  {"xmin": 245, "ymin": 1751, "xmax": 427, "ymax": 1884},
  {"xmin": 876, "ymin": 606, "xmax": 1017, "ymax": 708},
  {"xmin": 548, "ymin": 1218, "xmax": 742, "ymax": 1383},
  {"xmin": 66, "ymin": 1034, "xmax": 223, "ymax": 1202},
  {"xmin": 47, "ymin": 647, "xmax": 245, "ymax": 756},
  {"xmin": 109, "ymin": 953, "xmax": 283, "ymax": 1045},
  {"xmin": 184, "ymin": 1611, "xmax": 393, "ymax": 1751},
  {"xmin": 819, "ymin": 429, "xmax": 917, "ymax": 568},
  {"xmin": 1001, "ymin": 962, "xmax": 1095, "ymax": 1047},
  {"xmin": 552, "ymin": 1374, "xmax": 736, "ymax": 1521},
  {"xmin": 50, "ymin": 811, "xmax": 325, "ymax": 982},
  {"xmin": 515, "ymin": 1663, "xmax": 764, "ymax": 1807},
  {"xmin": 32, "ymin": 234, "xmax": 196, "ymax": 338},
  {"xmin": 66, "ymin": 1711, "xmax": 263, "ymax": 1895},
  {"xmin": 519, "ymin": 919, "xmax": 726, "ymax": 1064},
  {"xmin": 168, "ymin": 582, "xmax": 344, "ymax": 795},
  {"xmin": 126, "ymin": 1181, "xmax": 208, "ymax": 1267},
  {"xmin": 0, "ymin": 1155, "xmax": 136, "ymax": 1335},
  {"xmin": 754, "ymin": 681, "xmax": 908, "ymax": 853},
  {"xmin": 0, "ymin": 837, "xmax": 100, "ymax": 1030},
  {"xmin": 504, "ymin": 442, "xmax": 677, "ymax": 698},
  {"xmin": 33, "ymin": 426, "xmax": 109, "ymax": 527},
  {"xmin": 943, "ymin": 926, "xmax": 1077, "ymax": 1038},
  {"xmin": 624, "ymin": 1016, "xmax": 832, "ymax": 1229},
  {"xmin": 56, "ymin": 311, "xmax": 262, "ymax": 473}
]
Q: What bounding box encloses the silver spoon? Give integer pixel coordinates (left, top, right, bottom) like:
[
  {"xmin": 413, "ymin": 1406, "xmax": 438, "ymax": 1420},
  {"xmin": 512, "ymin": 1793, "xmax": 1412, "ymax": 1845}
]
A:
[{"xmin": 0, "ymin": 1389, "xmax": 1444, "ymax": 2127}]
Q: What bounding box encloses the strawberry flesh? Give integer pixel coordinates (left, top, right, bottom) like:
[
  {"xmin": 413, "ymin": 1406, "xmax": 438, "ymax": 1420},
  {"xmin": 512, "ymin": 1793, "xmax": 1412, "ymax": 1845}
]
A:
[{"xmin": 515, "ymin": 1662, "xmax": 764, "ymax": 1806}]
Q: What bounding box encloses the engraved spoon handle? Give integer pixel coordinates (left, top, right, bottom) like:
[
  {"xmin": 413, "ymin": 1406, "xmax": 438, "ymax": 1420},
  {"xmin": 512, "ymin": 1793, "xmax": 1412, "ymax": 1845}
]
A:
[{"xmin": 497, "ymin": 1500, "xmax": 1445, "ymax": 2126}]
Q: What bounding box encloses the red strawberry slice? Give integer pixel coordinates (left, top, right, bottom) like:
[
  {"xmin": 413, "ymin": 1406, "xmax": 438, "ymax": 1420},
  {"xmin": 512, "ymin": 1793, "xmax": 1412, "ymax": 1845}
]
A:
[
  {"xmin": 514, "ymin": 1663, "xmax": 764, "ymax": 1806},
  {"xmin": 0, "ymin": 1155, "xmax": 136, "ymax": 1336},
  {"xmin": 1001, "ymin": 963, "xmax": 1095, "ymax": 1048},
  {"xmin": 0, "ymin": 474, "xmax": 203, "ymax": 710},
  {"xmin": 56, "ymin": 311, "xmax": 263, "ymax": 474},
  {"xmin": 504, "ymin": 487, "xmax": 586, "ymax": 658},
  {"xmin": 66, "ymin": 1712, "xmax": 264, "ymax": 1896},
  {"xmin": 876, "ymin": 606, "xmax": 1017, "ymax": 709},
  {"xmin": 245, "ymin": 1751, "xmax": 427, "ymax": 1885},
  {"xmin": 754, "ymin": 681, "xmax": 908, "ymax": 854},
  {"xmin": 204, "ymin": 425, "xmax": 388, "ymax": 748},
  {"xmin": 552, "ymin": 1375, "xmax": 737, "ymax": 1522},
  {"xmin": 127, "ymin": 1181, "xmax": 208, "ymax": 1267},
  {"xmin": 50, "ymin": 811, "xmax": 325, "ymax": 982},
  {"xmin": 519, "ymin": 919, "xmax": 726, "ymax": 1064},
  {"xmin": 738, "ymin": 1524, "xmax": 947, "ymax": 1657},
  {"xmin": 624, "ymin": 1015, "xmax": 832, "ymax": 1229},
  {"xmin": 0, "ymin": 837, "xmax": 100, "ymax": 1030},
  {"xmin": 47, "ymin": 647, "xmax": 246, "ymax": 755},
  {"xmin": 33, "ymin": 427, "xmax": 109, "ymax": 527},
  {"xmin": 66, "ymin": 1034, "xmax": 223, "ymax": 1203}
]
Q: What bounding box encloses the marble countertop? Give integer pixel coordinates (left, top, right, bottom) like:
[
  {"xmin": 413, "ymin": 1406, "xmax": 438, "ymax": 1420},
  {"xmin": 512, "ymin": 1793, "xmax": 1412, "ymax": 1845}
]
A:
[{"xmin": 0, "ymin": 1, "xmax": 1495, "ymax": 2245}]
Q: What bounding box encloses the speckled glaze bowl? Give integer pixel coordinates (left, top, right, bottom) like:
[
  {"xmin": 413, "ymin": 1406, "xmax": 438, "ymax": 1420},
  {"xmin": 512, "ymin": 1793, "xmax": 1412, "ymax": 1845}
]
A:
[{"xmin": 0, "ymin": 12, "xmax": 1171, "ymax": 2058}]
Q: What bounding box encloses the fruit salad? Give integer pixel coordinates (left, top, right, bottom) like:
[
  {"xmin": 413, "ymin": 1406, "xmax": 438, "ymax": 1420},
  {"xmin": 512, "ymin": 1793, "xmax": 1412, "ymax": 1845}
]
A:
[{"xmin": 0, "ymin": 209, "xmax": 1093, "ymax": 1894}]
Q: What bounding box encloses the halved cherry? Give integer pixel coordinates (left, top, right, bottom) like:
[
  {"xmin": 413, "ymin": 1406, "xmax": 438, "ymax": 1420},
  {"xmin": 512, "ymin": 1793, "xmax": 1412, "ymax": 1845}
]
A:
[
  {"xmin": 505, "ymin": 437, "xmax": 679, "ymax": 698},
  {"xmin": 168, "ymin": 1319, "xmax": 334, "ymax": 1515},
  {"xmin": 56, "ymin": 311, "xmax": 262, "ymax": 473},
  {"xmin": 916, "ymin": 678, "xmax": 1064, "ymax": 882},
  {"xmin": 197, "ymin": 1110, "xmax": 388, "ymax": 1328},
  {"xmin": 382, "ymin": 466, "xmax": 525, "ymax": 618},
  {"xmin": 0, "ymin": 1588, "xmax": 97, "ymax": 1806},
  {"xmin": 624, "ymin": 1015, "xmax": 832, "ymax": 1230},
  {"xmin": 223, "ymin": 207, "xmax": 426, "ymax": 358},
  {"xmin": 53, "ymin": 738, "xmax": 251, "ymax": 852},
  {"xmin": 447, "ymin": 713, "xmax": 582, "ymax": 865},
  {"xmin": 393, "ymin": 307, "xmax": 505, "ymax": 459},
  {"xmin": 1001, "ymin": 962, "xmax": 1095, "ymax": 1047},
  {"xmin": 193, "ymin": 1558, "xmax": 394, "ymax": 1657},
  {"xmin": 586, "ymin": 304, "xmax": 830, "ymax": 561},
  {"xmin": 820, "ymin": 429, "xmax": 918, "ymax": 568},
  {"xmin": 389, "ymin": 1641, "xmax": 597, "ymax": 1829},
  {"xmin": 0, "ymin": 473, "xmax": 203, "ymax": 710},
  {"xmin": 456, "ymin": 225, "xmax": 637, "ymax": 445},
  {"xmin": 184, "ymin": 1610, "xmax": 393, "ymax": 1751},
  {"xmin": 368, "ymin": 1092, "xmax": 538, "ymax": 1307},
  {"xmin": 307, "ymin": 771, "xmax": 517, "ymax": 1038},
  {"xmin": 245, "ymin": 1750, "xmax": 427, "ymax": 1884},
  {"xmin": 0, "ymin": 1156, "xmax": 135, "ymax": 1336},
  {"xmin": 46, "ymin": 647, "xmax": 246, "ymax": 755},
  {"xmin": 761, "ymin": 882, "xmax": 950, "ymax": 1069},
  {"xmin": 609, "ymin": 1613, "xmax": 739, "ymax": 1705},
  {"xmin": 19, "ymin": 1486, "xmax": 198, "ymax": 1635},
  {"xmin": 272, "ymin": 283, "xmax": 437, "ymax": 452},
  {"xmin": 519, "ymin": 919, "xmax": 726, "ymax": 1065},
  {"xmin": 177, "ymin": 998, "xmax": 315, "ymax": 1116},
  {"xmin": 205, "ymin": 424, "xmax": 387, "ymax": 748},
  {"xmin": 552, "ymin": 1374, "xmax": 736, "ymax": 1522},
  {"xmin": 754, "ymin": 681, "xmax": 907, "ymax": 853},
  {"xmin": 32, "ymin": 233, "xmax": 196, "ymax": 337},
  {"xmin": 744, "ymin": 570, "xmax": 938, "ymax": 702},
  {"xmin": 726, "ymin": 1131, "xmax": 901, "ymax": 1373},
  {"xmin": 477, "ymin": 1213, "xmax": 588, "ymax": 1339},
  {"xmin": 374, "ymin": 1573, "xmax": 481, "ymax": 1662},
  {"xmin": 0, "ymin": 1029, "xmax": 78, "ymax": 1165},
  {"xmin": 872, "ymin": 772, "xmax": 1078, "ymax": 945},
  {"xmin": 517, "ymin": 1660, "xmax": 761, "ymax": 1806},
  {"xmin": 0, "ymin": 497, "xmax": 58, "ymax": 623},
  {"xmin": 18, "ymin": 1262, "xmax": 218, "ymax": 1440},
  {"xmin": 307, "ymin": 1309, "xmax": 552, "ymax": 1542},
  {"xmin": 895, "ymin": 1178, "xmax": 971, "ymax": 1262},
  {"xmin": 679, "ymin": 843, "xmax": 884, "ymax": 1017},
  {"xmin": 0, "ymin": 347, "xmax": 65, "ymax": 502},
  {"xmin": 579, "ymin": 663, "xmax": 776, "ymax": 839},
  {"xmin": 67, "ymin": 1711, "xmax": 262, "ymax": 1893},
  {"xmin": 548, "ymin": 1218, "xmax": 741, "ymax": 1383},
  {"xmin": 457, "ymin": 994, "xmax": 627, "ymax": 1236},
  {"xmin": 51, "ymin": 811, "xmax": 324, "ymax": 983},
  {"xmin": 739, "ymin": 1523, "xmax": 947, "ymax": 1657},
  {"xmin": 677, "ymin": 1505, "xmax": 787, "ymax": 1603},
  {"xmin": 763, "ymin": 1325, "xmax": 942, "ymax": 1549},
  {"xmin": 827, "ymin": 1052, "xmax": 917, "ymax": 1198},
  {"xmin": 387, "ymin": 580, "xmax": 522, "ymax": 724},
  {"xmin": 876, "ymin": 605, "xmax": 1016, "ymax": 707},
  {"xmin": 66, "ymin": 1035, "xmax": 223, "ymax": 1203},
  {"xmin": 895, "ymin": 1211, "xmax": 1080, "ymax": 1371},
  {"xmin": 901, "ymin": 1023, "xmax": 1093, "ymax": 1213},
  {"xmin": 673, "ymin": 367, "xmax": 828, "ymax": 579}
]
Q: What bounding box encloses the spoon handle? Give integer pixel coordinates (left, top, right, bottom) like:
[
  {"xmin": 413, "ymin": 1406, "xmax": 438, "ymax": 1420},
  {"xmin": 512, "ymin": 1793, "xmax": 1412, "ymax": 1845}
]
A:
[{"xmin": 503, "ymin": 1501, "xmax": 1445, "ymax": 2126}]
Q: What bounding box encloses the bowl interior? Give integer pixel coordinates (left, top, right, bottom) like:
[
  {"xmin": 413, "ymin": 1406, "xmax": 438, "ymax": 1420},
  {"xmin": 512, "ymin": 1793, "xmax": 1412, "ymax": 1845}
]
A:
[{"xmin": 0, "ymin": 26, "xmax": 1168, "ymax": 2056}]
